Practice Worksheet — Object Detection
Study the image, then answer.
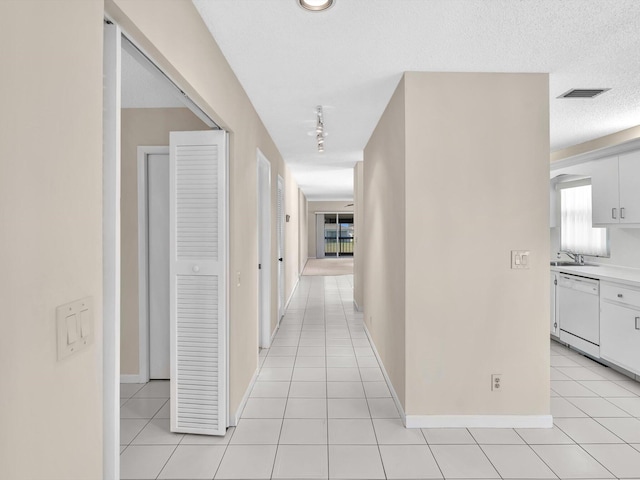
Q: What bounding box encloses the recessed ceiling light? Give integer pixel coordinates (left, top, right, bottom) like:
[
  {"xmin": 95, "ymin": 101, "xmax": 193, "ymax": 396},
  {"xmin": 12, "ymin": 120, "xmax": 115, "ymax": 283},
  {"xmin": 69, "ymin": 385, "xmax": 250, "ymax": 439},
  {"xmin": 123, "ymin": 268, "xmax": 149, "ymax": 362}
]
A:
[{"xmin": 299, "ymin": 0, "xmax": 334, "ymax": 12}]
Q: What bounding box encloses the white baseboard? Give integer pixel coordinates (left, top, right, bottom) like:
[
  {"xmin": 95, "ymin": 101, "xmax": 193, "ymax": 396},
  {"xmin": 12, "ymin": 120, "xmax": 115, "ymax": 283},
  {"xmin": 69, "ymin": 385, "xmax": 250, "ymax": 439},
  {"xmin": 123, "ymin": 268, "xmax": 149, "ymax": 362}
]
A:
[
  {"xmin": 120, "ymin": 374, "xmax": 144, "ymax": 384},
  {"xmin": 285, "ymin": 276, "xmax": 299, "ymax": 311},
  {"xmin": 363, "ymin": 324, "xmax": 553, "ymax": 430},
  {"xmin": 230, "ymin": 367, "xmax": 259, "ymax": 427},
  {"xmin": 353, "ymin": 299, "xmax": 363, "ymax": 312},
  {"xmin": 363, "ymin": 323, "xmax": 407, "ymax": 424},
  {"xmin": 405, "ymin": 414, "xmax": 553, "ymax": 429},
  {"xmin": 271, "ymin": 322, "xmax": 280, "ymax": 343}
]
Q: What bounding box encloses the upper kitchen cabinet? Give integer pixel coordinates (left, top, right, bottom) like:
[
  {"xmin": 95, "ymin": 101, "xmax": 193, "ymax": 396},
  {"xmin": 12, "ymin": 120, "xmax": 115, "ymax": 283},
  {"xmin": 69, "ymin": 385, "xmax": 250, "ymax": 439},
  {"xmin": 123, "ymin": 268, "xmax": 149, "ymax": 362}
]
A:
[
  {"xmin": 591, "ymin": 155, "xmax": 619, "ymax": 225},
  {"xmin": 591, "ymin": 151, "xmax": 640, "ymax": 226},
  {"xmin": 618, "ymin": 150, "xmax": 640, "ymax": 224}
]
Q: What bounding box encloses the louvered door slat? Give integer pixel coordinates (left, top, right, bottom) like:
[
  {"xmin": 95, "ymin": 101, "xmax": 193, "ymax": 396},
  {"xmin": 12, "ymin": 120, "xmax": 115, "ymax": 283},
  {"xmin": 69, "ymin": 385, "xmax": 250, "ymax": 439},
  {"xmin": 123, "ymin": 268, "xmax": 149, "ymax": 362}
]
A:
[
  {"xmin": 175, "ymin": 142, "xmax": 219, "ymax": 260},
  {"xmin": 170, "ymin": 131, "xmax": 227, "ymax": 436}
]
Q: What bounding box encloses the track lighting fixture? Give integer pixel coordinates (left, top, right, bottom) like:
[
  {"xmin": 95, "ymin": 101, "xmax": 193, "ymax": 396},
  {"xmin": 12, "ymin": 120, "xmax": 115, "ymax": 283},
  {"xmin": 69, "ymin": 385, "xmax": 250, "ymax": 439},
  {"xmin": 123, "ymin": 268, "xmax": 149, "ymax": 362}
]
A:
[{"xmin": 315, "ymin": 105, "xmax": 326, "ymax": 153}]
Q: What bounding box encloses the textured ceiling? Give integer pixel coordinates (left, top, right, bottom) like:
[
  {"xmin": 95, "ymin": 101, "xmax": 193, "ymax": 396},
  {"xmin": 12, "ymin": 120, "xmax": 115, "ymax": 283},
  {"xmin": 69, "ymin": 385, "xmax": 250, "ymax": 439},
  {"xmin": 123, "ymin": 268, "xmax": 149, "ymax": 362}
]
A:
[{"xmin": 193, "ymin": 0, "xmax": 640, "ymax": 200}]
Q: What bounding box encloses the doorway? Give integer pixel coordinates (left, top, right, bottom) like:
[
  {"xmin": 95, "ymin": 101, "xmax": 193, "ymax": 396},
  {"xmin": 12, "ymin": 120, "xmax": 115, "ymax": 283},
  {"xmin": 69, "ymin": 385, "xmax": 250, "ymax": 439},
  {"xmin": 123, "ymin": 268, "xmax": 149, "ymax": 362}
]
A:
[
  {"xmin": 138, "ymin": 147, "xmax": 171, "ymax": 381},
  {"xmin": 104, "ymin": 19, "xmax": 230, "ymax": 478},
  {"xmin": 257, "ymin": 150, "xmax": 272, "ymax": 348}
]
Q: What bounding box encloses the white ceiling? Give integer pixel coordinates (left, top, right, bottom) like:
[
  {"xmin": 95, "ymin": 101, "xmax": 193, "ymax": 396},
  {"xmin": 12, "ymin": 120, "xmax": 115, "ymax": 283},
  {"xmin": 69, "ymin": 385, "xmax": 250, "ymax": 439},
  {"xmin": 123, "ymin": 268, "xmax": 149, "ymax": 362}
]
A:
[
  {"xmin": 191, "ymin": 0, "xmax": 640, "ymax": 201},
  {"xmin": 121, "ymin": 46, "xmax": 185, "ymax": 109}
]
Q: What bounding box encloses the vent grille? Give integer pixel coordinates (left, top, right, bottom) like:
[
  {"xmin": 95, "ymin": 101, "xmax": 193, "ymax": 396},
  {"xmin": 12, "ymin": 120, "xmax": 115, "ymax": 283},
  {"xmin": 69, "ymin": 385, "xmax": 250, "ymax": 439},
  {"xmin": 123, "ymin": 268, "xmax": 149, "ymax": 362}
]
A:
[{"xmin": 558, "ymin": 88, "xmax": 610, "ymax": 99}]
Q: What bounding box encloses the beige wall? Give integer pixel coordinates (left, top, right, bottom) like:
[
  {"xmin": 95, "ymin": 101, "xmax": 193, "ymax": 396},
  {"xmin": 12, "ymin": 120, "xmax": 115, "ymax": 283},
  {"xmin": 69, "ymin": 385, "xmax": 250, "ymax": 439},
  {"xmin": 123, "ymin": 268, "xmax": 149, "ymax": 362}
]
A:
[
  {"xmin": 307, "ymin": 201, "xmax": 354, "ymax": 258},
  {"xmin": 363, "ymin": 79, "xmax": 407, "ymax": 407},
  {"xmin": 0, "ymin": 2, "xmax": 104, "ymax": 479},
  {"xmin": 364, "ymin": 73, "xmax": 550, "ymax": 419},
  {"xmin": 120, "ymin": 108, "xmax": 209, "ymax": 375},
  {"xmin": 404, "ymin": 72, "xmax": 550, "ymax": 416},
  {"xmin": 353, "ymin": 162, "xmax": 364, "ymax": 310},
  {"xmin": 298, "ymin": 191, "xmax": 309, "ymax": 272},
  {"xmin": 284, "ymin": 169, "xmax": 303, "ymax": 308}
]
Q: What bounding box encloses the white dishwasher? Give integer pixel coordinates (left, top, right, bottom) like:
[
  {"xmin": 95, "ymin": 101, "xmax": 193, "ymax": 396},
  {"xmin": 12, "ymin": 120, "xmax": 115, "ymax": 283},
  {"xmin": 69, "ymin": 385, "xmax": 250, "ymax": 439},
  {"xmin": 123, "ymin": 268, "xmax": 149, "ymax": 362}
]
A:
[{"xmin": 558, "ymin": 273, "xmax": 600, "ymax": 357}]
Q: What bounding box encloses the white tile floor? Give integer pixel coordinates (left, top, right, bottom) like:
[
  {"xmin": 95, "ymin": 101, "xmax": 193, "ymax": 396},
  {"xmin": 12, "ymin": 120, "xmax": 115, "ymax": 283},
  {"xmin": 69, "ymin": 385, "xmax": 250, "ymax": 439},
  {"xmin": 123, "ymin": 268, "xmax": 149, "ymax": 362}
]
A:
[{"xmin": 120, "ymin": 274, "xmax": 640, "ymax": 479}]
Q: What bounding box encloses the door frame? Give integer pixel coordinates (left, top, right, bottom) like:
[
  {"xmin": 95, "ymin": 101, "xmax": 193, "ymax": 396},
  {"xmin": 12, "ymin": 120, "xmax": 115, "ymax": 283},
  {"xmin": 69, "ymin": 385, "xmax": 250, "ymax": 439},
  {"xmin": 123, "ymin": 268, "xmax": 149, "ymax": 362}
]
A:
[
  {"xmin": 136, "ymin": 146, "xmax": 170, "ymax": 384},
  {"xmin": 103, "ymin": 18, "xmax": 121, "ymax": 480},
  {"xmin": 103, "ymin": 18, "xmax": 226, "ymax": 478},
  {"xmin": 277, "ymin": 175, "xmax": 285, "ymax": 321},
  {"xmin": 257, "ymin": 150, "xmax": 272, "ymax": 348}
]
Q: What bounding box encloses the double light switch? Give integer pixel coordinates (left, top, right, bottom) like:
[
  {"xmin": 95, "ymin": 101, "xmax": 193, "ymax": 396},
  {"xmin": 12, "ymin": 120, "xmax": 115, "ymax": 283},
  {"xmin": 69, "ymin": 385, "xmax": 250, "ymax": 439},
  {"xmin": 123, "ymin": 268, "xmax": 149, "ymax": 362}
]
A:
[
  {"xmin": 511, "ymin": 250, "xmax": 531, "ymax": 269},
  {"xmin": 57, "ymin": 297, "xmax": 93, "ymax": 360}
]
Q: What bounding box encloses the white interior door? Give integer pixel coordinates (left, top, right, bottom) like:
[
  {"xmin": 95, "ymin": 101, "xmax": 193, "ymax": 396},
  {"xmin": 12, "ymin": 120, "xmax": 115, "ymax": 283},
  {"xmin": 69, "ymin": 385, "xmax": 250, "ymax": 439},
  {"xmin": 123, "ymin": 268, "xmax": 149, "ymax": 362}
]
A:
[
  {"xmin": 257, "ymin": 151, "xmax": 271, "ymax": 348},
  {"xmin": 277, "ymin": 176, "xmax": 285, "ymax": 320},
  {"xmin": 169, "ymin": 130, "xmax": 227, "ymax": 435},
  {"xmin": 148, "ymin": 153, "xmax": 170, "ymax": 379}
]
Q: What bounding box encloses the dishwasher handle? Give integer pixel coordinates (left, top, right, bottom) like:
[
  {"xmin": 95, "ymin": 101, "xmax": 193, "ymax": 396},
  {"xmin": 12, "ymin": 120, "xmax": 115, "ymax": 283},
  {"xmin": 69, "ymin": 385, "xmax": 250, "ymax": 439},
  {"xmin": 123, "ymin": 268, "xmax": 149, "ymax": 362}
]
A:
[{"xmin": 558, "ymin": 275, "xmax": 599, "ymax": 295}]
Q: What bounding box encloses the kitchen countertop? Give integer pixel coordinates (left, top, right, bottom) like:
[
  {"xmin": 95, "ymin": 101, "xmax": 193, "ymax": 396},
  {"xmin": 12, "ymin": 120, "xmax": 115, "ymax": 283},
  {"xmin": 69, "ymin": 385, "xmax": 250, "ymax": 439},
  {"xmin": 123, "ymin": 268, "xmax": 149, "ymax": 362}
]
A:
[{"xmin": 551, "ymin": 263, "xmax": 640, "ymax": 287}]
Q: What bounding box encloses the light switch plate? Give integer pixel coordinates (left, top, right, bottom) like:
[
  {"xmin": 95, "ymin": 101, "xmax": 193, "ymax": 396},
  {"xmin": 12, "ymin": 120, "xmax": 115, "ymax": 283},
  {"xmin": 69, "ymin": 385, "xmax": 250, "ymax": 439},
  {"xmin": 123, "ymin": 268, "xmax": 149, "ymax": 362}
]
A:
[
  {"xmin": 56, "ymin": 296, "xmax": 93, "ymax": 360},
  {"xmin": 511, "ymin": 250, "xmax": 530, "ymax": 269}
]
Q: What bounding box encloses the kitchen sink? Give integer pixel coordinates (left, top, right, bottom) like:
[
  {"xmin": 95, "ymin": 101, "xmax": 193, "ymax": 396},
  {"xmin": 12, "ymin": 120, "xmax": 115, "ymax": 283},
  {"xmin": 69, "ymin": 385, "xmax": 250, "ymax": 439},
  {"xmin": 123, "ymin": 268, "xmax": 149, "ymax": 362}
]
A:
[{"xmin": 550, "ymin": 261, "xmax": 594, "ymax": 267}]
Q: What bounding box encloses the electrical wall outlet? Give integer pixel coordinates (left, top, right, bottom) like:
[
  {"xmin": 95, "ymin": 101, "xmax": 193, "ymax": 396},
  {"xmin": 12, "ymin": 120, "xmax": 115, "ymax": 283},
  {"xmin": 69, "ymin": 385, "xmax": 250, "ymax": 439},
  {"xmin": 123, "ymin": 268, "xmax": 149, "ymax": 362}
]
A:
[{"xmin": 491, "ymin": 374, "xmax": 502, "ymax": 391}]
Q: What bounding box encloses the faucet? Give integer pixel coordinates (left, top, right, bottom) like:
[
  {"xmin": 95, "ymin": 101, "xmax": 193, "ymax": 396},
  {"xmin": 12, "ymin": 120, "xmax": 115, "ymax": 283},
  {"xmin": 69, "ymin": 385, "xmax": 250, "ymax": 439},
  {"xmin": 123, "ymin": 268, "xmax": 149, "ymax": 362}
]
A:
[{"xmin": 558, "ymin": 252, "xmax": 585, "ymax": 265}]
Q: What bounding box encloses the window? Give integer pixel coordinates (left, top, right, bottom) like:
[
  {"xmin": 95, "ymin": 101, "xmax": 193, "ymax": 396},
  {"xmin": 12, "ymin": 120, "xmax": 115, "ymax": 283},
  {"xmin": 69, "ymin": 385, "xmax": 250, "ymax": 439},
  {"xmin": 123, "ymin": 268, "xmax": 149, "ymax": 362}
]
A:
[{"xmin": 560, "ymin": 182, "xmax": 609, "ymax": 256}]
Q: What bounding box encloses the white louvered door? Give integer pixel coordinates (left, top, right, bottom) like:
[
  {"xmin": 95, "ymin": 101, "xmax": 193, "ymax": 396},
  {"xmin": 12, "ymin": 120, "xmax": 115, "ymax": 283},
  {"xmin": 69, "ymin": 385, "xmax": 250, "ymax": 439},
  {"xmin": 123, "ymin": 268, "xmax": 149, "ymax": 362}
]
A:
[{"xmin": 169, "ymin": 130, "xmax": 227, "ymax": 436}]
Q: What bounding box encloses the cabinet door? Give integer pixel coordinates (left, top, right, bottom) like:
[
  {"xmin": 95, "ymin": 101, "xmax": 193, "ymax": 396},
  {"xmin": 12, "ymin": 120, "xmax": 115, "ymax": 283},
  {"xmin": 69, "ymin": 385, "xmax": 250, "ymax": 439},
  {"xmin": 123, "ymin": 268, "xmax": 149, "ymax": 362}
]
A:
[
  {"xmin": 591, "ymin": 155, "xmax": 619, "ymax": 225},
  {"xmin": 550, "ymin": 273, "xmax": 558, "ymax": 336},
  {"xmin": 618, "ymin": 150, "xmax": 640, "ymax": 224},
  {"xmin": 600, "ymin": 302, "xmax": 640, "ymax": 375}
]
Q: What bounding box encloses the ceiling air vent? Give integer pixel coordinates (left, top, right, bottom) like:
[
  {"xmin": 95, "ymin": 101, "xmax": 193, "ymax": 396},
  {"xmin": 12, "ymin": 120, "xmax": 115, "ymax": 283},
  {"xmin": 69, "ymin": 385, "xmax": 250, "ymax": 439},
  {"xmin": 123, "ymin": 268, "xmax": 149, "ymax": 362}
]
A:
[{"xmin": 558, "ymin": 88, "xmax": 610, "ymax": 99}]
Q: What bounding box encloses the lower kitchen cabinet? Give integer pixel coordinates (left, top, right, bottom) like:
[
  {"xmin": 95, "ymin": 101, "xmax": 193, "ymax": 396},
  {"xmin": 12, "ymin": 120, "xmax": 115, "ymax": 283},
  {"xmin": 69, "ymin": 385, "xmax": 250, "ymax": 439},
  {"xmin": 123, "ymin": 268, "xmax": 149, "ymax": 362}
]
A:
[{"xmin": 600, "ymin": 283, "xmax": 640, "ymax": 376}]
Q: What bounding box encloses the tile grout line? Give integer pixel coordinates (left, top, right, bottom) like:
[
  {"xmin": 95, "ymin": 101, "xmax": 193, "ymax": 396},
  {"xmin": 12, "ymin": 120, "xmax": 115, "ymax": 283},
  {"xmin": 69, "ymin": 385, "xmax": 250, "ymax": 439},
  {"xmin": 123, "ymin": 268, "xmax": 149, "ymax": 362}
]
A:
[
  {"xmin": 338, "ymin": 276, "xmax": 382, "ymax": 478},
  {"xmin": 269, "ymin": 274, "xmax": 312, "ymax": 480},
  {"xmin": 152, "ymin": 443, "xmax": 181, "ymax": 480},
  {"xmin": 550, "ymin": 344, "xmax": 631, "ymax": 480},
  {"xmin": 324, "ymin": 277, "xmax": 331, "ymax": 480},
  {"xmin": 418, "ymin": 425, "xmax": 447, "ymax": 480},
  {"xmin": 338, "ymin": 275, "xmax": 389, "ymax": 480},
  {"xmin": 513, "ymin": 427, "xmax": 565, "ymax": 480},
  {"xmin": 466, "ymin": 430, "xmax": 505, "ymax": 480},
  {"xmin": 552, "ymin": 416, "xmax": 626, "ymax": 479}
]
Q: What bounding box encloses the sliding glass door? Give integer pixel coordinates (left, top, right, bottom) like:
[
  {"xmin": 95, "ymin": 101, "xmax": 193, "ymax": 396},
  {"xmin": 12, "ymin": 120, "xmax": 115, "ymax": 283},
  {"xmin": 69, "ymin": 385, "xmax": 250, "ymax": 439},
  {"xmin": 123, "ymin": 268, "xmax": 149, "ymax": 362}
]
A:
[{"xmin": 323, "ymin": 213, "xmax": 354, "ymax": 257}]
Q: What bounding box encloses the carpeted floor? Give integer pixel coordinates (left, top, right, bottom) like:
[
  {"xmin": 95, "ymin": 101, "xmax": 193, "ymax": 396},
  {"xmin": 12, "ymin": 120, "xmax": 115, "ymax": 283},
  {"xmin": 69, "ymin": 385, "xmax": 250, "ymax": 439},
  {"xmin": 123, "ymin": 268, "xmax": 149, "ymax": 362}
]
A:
[{"xmin": 302, "ymin": 257, "xmax": 354, "ymax": 276}]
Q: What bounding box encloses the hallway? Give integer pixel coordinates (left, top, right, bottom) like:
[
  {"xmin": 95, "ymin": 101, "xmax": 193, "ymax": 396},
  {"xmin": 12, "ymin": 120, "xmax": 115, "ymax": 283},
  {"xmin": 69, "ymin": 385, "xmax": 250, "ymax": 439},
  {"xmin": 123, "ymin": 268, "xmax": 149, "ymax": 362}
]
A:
[{"xmin": 120, "ymin": 275, "xmax": 640, "ymax": 479}]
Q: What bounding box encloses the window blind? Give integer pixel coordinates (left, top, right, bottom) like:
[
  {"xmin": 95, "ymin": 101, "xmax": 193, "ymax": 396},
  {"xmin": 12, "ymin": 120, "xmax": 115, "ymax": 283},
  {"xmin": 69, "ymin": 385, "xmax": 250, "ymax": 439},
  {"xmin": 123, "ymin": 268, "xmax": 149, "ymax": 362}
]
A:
[{"xmin": 560, "ymin": 184, "xmax": 609, "ymax": 257}]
